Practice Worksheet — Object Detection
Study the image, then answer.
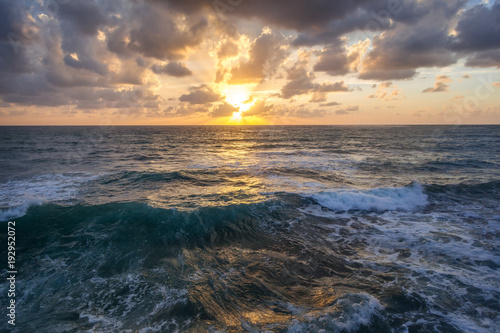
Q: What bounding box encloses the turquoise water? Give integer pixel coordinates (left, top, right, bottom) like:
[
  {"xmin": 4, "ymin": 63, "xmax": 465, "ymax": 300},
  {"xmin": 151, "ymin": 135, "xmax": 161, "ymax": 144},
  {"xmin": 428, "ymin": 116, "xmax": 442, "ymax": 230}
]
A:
[{"xmin": 1, "ymin": 126, "xmax": 499, "ymax": 332}]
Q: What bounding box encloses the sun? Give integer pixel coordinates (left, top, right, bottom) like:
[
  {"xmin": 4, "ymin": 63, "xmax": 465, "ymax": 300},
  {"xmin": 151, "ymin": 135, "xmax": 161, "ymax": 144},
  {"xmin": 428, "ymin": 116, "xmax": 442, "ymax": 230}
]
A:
[
  {"xmin": 222, "ymin": 85, "xmax": 255, "ymax": 113},
  {"xmin": 215, "ymin": 84, "xmax": 267, "ymax": 125}
]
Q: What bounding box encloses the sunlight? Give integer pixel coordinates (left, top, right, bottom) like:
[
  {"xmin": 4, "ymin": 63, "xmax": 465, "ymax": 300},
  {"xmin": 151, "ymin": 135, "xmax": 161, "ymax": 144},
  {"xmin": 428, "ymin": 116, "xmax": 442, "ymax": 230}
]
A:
[
  {"xmin": 222, "ymin": 85, "xmax": 255, "ymax": 112},
  {"xmin": 231, "ymin": 110, "xmax": 244, "ymax": 123}
]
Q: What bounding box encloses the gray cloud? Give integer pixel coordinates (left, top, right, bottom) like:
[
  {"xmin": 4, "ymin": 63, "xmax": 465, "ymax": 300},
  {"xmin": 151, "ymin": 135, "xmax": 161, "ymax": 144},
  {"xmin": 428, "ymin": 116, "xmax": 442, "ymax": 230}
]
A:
[
  {"xmin": 451, "ymin": 1, "xmax": 500, "ymax": 52},
  {"xmin": 319, "ymin": 101, "xmax": 341, "ymax": 107},
  {"xmin": 58, "ymin": 0, "xmax": 108, "ymax": 35},
  {"xmin": 465, "ymin": 49, "xmax": 500, "ymax": 68},
  {"xmin": 127, "ymin": 6, "xmax": 208, "ymax": 60},
  {"xmin": 211, "ymin": 102, "xmax": 238, "ymax": 117},
  {"xmin": 280, "ymin": 56, "xmax": 350, "ymax": 99},
  {"xmin": 229, "ymin": 31, "xmax": 288, "ymax": 84},
  {"xmin": 179, "ymin": 84, "xmax": 222, "ymax": 105},
  {"xmin": 1, "ymin": 0, "xmax": 500, "ymax": 117},
  {"xmin": 359, "ymin": 9, "xmax": 459, "ymax": 80},
  {"xmin": 152, "ymin": 62, "xmax": 193, "ymax": 77}
]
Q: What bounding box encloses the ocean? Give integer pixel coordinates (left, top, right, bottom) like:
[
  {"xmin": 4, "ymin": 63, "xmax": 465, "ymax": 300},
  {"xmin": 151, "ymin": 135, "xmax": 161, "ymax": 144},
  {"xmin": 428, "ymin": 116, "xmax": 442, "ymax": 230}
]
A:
[{"xmin": 0, "ymin": 125, "xmax": 499, "ymax": 332}]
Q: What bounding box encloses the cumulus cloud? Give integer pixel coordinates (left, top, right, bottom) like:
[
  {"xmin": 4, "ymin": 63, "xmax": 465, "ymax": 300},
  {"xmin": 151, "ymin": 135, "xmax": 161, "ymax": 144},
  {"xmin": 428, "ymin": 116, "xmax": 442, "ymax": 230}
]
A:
[
  {"xmin": 465, "ymin": 49, "xmax": 500, "ymax": 68},
  {"xmin": 313, "ymin": 39, "xmax": 370, "ymax": 76},
  {"xmin": 152, "ymin": 62, "xmax": 192, "ymax": 77},
  {"xmin": 211, "ymin": 102, "xmax": 238, "ymax": 117},
  {"xmin": 367, "ymin": 82, "xmax": 405, "ymax": 101},
  {"xmin": 179, "ymin": 84, "xmax": 222, "ymax": 105},
  {"xmin": 359, "ymin": 2, "xmax": 466, "ymax": 80},
  {"xmin": 1, "ymin": 0, "xmax": 500, "ymax": 121},
  {"xmin": 228, "ymin": 29, "xmax": 288, "ymax": 84},
  {"xmin": 423, "ymin": 75, "xmax": 452, "ymax": 93},
  {"xmin": 243, "ymin": 100, "xmax": 275, "ymax": 117},
  {"xmin": 126, "ymin": 6, "xmax": 209, "ymax": 61},
  {"xmin": 280, "ymin": 54, "xmax": 351, "ymax": 100},
  {"xmin": 451, "ymin": 1, "xmax": 500, "ymax": 52}
]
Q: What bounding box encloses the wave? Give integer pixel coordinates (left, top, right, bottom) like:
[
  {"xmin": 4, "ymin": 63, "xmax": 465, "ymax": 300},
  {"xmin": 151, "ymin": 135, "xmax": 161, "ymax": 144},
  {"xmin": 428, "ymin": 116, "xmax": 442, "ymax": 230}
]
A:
[
  {"xmin": 0, "ymin": 173, "xmax": 101, "ymax": 221},
  {"xmin": 425, "ymin": 179, "xmax": 500, "ymax": 198},
  {"xmin": 308, "ymin": 183, "xmax": 428, "ymax": 212},
  {"xmin": 5, "ymin": 201, "xmax": 275, "ymax": 251}
]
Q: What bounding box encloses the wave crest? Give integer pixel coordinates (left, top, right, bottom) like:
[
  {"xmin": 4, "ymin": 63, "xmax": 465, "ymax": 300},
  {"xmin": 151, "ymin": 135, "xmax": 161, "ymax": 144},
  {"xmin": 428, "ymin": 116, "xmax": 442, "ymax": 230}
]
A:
[{"xmin": 308, "ymin": 183, "xmax": 428, "ymax": 212}]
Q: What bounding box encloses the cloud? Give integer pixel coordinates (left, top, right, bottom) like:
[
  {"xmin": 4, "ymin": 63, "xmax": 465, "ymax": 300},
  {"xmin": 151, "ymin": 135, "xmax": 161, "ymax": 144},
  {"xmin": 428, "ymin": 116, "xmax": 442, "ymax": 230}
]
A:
[
  {"xmin": 152, "ymin": 62, "xmax": 192, "ymax": 77},
  {"xmin": 359, "ymin": 2, "xmax": 464, "ymax": 80},
  {"xmin": 179, "ymin": 84, "xmax": 222, "ymax": 105},
  {"xmin": 367, "ymin": 82, "xmax": 405, "ymax": 101},
  {"xmin": 1, "ymin": 0, "xmax": 500, "ymax": 121},
  {"xmin": 280, "ymin": 54, "xmax": 350, "ymax": 100},
  {"xmin": 58, "ymin": 0, "xmax": 108, "ymax": 35},
  {"xmin": 313, "ymin": 38, "xmax": 370, "ymax": 76},
  {"xmin": 217, "ymin": 40, "xmax": 239, "ymax": 59},
  {"xmin": 228, "ymin": 29, "xmax": 288, "ymax": 84},
  {"xmin": 243, "ymin": 100, "xmax": 275, "ymax": 117},
  {"xmin": 319, "ymin": 101, "xmax": 341, "ymax": 107},
  {"xmin": 127, "ymin": 6, "xmax": 208, "ymax": 60},
  {"xmin": 464, "ymin": 49, "xmax": 500, "ymax": 68},
  {"xmin": 423, "ymin": 75, "xmax": 452, "ymax": 93},
  {"xmin": 163, "ymin": 0, "xmax": 386, "ymax": 32},
  {"xmin": 451, "ymin": 2, "xmax": 500, "ymax": 52},
  {"xmin": 211, "ymin": 102, "xmax": 238, "ymax": 117},
  {"xmin": 241, "ymin": 100, "xmax": 343, "ymax": 118},
  {"xmin": 335, "ymin": 105, "xmax": 359, "ymax": 115},
  {"xmin": 412, "ymin": 110, "xmax": 426, "ymax": 117}
]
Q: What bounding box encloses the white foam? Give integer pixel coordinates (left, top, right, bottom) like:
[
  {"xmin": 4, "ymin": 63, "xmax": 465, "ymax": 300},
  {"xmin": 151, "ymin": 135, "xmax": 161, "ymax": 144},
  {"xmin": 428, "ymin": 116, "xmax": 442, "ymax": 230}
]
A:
[
  {"xmin": 0, "ymin": 173, "xmax": 100, "ymax": 221},
  {"xmin": 309, "ymin": 183, "xmax": 428, "ymax": 212},
  {"xmin": 286, "ymin": 293, "xmax": 383, "ymax": 333},
  {"xmin": 316, "ymin": 200, "xmax": 500, "ymax": 332}
]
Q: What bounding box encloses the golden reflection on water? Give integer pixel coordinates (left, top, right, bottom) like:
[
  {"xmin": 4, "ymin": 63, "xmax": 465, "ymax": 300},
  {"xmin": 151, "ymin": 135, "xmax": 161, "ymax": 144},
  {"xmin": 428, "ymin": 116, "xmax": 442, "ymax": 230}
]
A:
[
  {"xmin": 183, "ymin": 247, "xmax": 341, "ymax": 331},
  {"xmin": 147, "ymin": 130, "xmax": 274, "ymax": 209}
]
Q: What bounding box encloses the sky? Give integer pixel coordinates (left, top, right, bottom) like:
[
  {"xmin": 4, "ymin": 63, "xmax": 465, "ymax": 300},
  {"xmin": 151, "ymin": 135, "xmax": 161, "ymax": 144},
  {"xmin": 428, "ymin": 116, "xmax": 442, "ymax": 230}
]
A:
[{"xmin": 0, "ymin": 0, "xmax": 499, "ymax": 125}]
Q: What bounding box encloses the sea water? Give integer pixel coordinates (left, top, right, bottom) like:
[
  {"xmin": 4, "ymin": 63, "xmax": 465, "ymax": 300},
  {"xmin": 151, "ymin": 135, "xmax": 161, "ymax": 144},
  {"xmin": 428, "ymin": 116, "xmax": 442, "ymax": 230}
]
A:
[{"xmin": 0, "ymin": 126, "xmax": 499, "ymax": 332}]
